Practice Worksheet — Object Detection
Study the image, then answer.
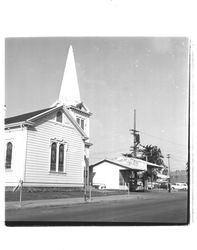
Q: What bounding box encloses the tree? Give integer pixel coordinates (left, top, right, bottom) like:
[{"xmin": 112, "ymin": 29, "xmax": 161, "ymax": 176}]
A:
[
  {"xmin": 140, "ymin": 144, "xmax": 164, "ymax": 165},
  {"xmin": 186, "ymin": 161, "xmax": 188, "ymax": 173},
  {"xmin": 122, "ymin": 144, "xmax": 164, "ymax": 166},
  {"xmin": 162, "ymin": 165, "xmax": 169, "ymax": 175},
  {"xmin": 186, "ymin": 161, "xmax": 189, "ymax": 183}
]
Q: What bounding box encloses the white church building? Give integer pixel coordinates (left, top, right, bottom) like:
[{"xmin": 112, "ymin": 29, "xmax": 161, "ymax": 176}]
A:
[{"xmin": 5, "ymin": 46, "xmax": 92, "ymax": 189}]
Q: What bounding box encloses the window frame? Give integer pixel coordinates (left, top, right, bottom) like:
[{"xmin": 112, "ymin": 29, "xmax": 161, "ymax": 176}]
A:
[
  {"xmin": 5, "ymin": 140, "xmax": 14, "ymax": 170},
  {"xmin": 5, "ymin": 141, "xmax": 13, "ymax": 170},
  {"xmin": 81, "ymin": 119, "xmax": 84, "ymax": 130},
  {"xmin": 58, "ymin": 143, "xmax": 65, "ymax": 172},
  {"xmin": 50, "ymin": 142, "xmax": 57, "ymax": 172},
  {"xmin": 49, "ymin": 139, "xmax": 67, "ymax": 173},
  {"xmin": 56, "ymin": 110, "xmax": 63, "ymax": 123},
  {"xmin": 76, "ymin": 116, "xmax": 85, "ymax": 130},
  {"xmin": 76, "ymin": 117, "xmax": 80, "ymax": 126}
]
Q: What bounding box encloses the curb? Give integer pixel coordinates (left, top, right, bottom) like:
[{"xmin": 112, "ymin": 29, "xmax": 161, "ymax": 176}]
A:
[
  {"xmin": 6, "ymin": 191, "xmax": 181, "ymax": 211},
  {"xmin": 5, "ymin": 194, "xmax": 144, "ymax": 211}
]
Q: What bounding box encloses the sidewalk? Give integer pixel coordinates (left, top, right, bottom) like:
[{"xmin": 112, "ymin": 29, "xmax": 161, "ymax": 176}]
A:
[{"xmin": 5, "ymin": 193, "xmax": 147, "ymax": 210}]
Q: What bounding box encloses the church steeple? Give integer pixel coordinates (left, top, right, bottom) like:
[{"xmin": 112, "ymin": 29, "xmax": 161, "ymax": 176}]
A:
[
  {"xmin": 51, "ymin": 45, "xmax": 91, "ymax": 138},
  {"xmin": 58, "ymin": 45, "xmax": 81, "ymax": 106}
]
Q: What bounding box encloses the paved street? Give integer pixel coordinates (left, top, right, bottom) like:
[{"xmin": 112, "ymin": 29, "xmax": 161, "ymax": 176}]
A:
[{"xmin": 5, "ymin": 191, "xmax": 188, "ymax": 225}]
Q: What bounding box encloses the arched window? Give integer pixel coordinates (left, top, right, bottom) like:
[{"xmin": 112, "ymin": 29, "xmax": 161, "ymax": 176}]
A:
[
  {"xmin": 58, "ymin": 144, "xmax": 64, "ymax": 172},
  {"xmin": 5, "ymin": 142, "xmax": 12, "ymax": 169},
  {"xmin": 50, "ymin": 142, "xmax": 57, "ymax": 171},
  {"xmin": 56, "ymin": 111, "xmax": 63, "ymax": 123}
]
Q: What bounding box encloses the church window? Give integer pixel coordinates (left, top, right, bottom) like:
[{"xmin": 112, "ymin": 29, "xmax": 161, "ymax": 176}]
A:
[
  {"xmin": 56, "ymin": 111, "xmax": 63, "ymax": 123},
  {"xmin": 76, "ymin": 117, "xmax": 80, "ymax": 125},
  {"xmin": 76, "ymin": 117, "xmax": 85, "ymax": 130},
  {"xmin": 81, "ymin": 119, "xmax": 84, "ymax": 130},
  {"xmin": 50, "ymin": 140, "xmax": 67, "ymax": 173},
  {"xmin": 5, "ymin": 142, "xmax": 13, "ymax": 169},
  {"xmin": 50, "ymin": 142, "xmax": 57, "ymax": 171},
  {"xmin": 58, "ymin": 144, "xmax": 64, "ymax": 172}
]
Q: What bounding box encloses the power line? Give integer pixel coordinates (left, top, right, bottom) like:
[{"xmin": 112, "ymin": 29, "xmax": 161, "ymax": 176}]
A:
[
  {"xmin": 91, "ymin": 148, "xmax": 129, "ymax": 156},
  {"xmin": 170, "ymin": 157, "xmax": 187, "ymax": 163},
  {"xmin": 170, "ymin": 154, "xmax": 187, "ymax": 161},
  {"xmin": 91, "ymin": 144, "xmax": 187, "ymax": 159},
  {"xmin": 91, "ymin": 129, "xmax": 187, "ymax": 156},
  {"xmin": 90, "ymin": 126, "xmax": 188, "ymax": 164},
  {"xmin": 140, "ymin": 131, "xmax": 187, "ymax": 148},
  {"xmin": 168, "ymin": 147, "xmax": 188, "ymax": 154}
]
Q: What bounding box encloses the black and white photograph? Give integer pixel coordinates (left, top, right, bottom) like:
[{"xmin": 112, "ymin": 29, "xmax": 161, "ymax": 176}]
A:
[
  {"xmin": 1, "ymin": 1, "xmax": 197, "ymax": 250},
  {"xmin": 4, "ymin": 37, "xmax": 190, "ymax": 226}
]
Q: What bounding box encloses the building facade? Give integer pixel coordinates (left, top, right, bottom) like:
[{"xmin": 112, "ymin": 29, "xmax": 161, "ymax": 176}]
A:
[
  {"xmin": 90, "ymin": 157, "xmax": 161, "ymax": 190},
  {"xmin": 5, "ymin": 46, "xmax": 92, "ymax": 188}
]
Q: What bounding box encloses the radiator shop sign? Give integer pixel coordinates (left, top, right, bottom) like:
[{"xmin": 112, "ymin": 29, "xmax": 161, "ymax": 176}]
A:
[{"xmin": 115, "ymin": 157, "xmax": 147, "ymax": 171}]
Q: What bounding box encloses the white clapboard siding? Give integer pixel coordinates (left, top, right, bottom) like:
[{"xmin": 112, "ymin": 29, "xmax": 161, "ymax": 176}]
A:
[
  {"xmin": 5, "ymin": 128, "xmax": 27, "ymax": 186},
  {"xmin": 24, "ymin": 111, "xmax": 85, "ymax": 186}
]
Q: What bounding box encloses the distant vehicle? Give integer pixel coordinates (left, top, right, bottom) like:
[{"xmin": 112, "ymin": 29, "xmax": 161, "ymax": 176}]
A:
[
  {"xmin": 98, "ymin": 184, "xmax": 106, "ymax": 190},
  {"xmin": 93, "ymin": 183, "xmax": 106, "ymax": 190},
  {"xmin": 159, "ymin": 182, "xmax": 168, "ymax": 189},
  {"xmin": 147, "ymin": 182, "xmax": 159, "ymax": 189},
  {"xmin": 147, "ymin": 182, "xmax": 154, "ymax": 190},
  {"xmin": 171, "ymin": 183, "xmax": 188, "ymax": 191}
]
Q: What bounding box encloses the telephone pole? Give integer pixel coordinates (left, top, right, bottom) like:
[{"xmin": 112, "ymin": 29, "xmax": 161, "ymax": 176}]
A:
[
  {"xmin": 129, "ymin": 109, "xmax": 140, "ymax": 192},
  {"xmin": 167, "ymin": 154, "xmax": 171, "ymax": 182},
  {"xmin": 130, "ymin": 109, "xmax": 140, "ymax": 158}
]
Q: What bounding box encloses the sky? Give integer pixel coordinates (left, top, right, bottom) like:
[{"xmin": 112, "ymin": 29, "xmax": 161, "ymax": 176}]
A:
[{"xmin": 5, "ymin": 37, "xmax": 189, "ymax": 170}]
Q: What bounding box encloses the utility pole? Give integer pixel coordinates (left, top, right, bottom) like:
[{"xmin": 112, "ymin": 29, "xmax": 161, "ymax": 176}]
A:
[
  {"xmin": 130, "ymin": 109, "xmax": 140, "ymax": 158},
  {"xmin": 84, "ymin": 155, "xmax": 89, "ymax": 202},
  {"xmin": 167, "ymin": 154, "xmax": 171, "ymax": 183},
  {"xmin": 129, "ymin": 109, "xmax": 140, "ymax": 192},
  {"xmin": 133, "ymin": 109, "xmax": 136, "ymax": 157},
  {"xmin": 84, "ymin": 158, "xmax": 87, "ymax": 201}
]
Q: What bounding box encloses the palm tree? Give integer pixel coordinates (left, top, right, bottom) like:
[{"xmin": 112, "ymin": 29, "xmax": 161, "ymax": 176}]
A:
[{"xmin": 141, "ymin": 144, "xmax": 164, "ymax": 165}]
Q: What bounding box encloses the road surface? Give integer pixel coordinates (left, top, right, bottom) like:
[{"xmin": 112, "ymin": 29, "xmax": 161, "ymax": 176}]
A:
[{"xmin": 5, "ymin": 191, "xmax": 188, "ymax": 225}]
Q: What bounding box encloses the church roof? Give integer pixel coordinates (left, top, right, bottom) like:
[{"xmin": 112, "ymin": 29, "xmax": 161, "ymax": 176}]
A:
[
  {"xmin": 5, "ymin": 107, "xmax": 54, "ymax": 124},
  {"xmin": 5, "ymin": 45, "xmax": 90, "ymax": 141},
  {"xmin": 68, "ymin": 103, "xmax": 92, "ymax": 117},
  {"xmin": 91, "ymin": 157, "xmax": 162, "ymax": 171},
  {"xmin": 5, "ymin": 105, "xmax": 89, "ymax": 140}
]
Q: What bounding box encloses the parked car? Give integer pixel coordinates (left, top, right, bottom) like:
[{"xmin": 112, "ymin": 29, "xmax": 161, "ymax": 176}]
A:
[
  {"xmin": 147, "ymin": 182, "xmax": 159, "ymax": 190},
  {"xmin": 159, "ymin": 182, "xmax": 168, "ymax": 189},
  {"xmin": 93, "ymin": 183, "xmax": 106, "ymax": 190},
  {"xmin": 171, "ymin": 183, "xmax": 188, "ymax": 191},
  {"xmin": 98, "ymin": 184, "xmax": 106, "ymax": 190}
]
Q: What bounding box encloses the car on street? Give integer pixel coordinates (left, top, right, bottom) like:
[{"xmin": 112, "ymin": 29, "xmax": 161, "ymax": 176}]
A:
[
  {"xmin": 171, "ymin": 182, "xmax": 188, "ymax": 191},
  {"xmin": 93, "ymin": 183, "xmax": 106, "ymax": 190}
]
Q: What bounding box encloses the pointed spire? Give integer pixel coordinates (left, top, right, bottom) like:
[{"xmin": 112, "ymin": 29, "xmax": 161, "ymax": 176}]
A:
[{"xmin": 58, "ymin": 45, "xmax": 81, "ymax": 106}]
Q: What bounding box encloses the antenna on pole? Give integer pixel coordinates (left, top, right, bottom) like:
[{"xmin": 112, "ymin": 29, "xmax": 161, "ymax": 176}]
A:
[{"xmin": 129, "ymin": 109, "xmax": 140, "ymax": 158}]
